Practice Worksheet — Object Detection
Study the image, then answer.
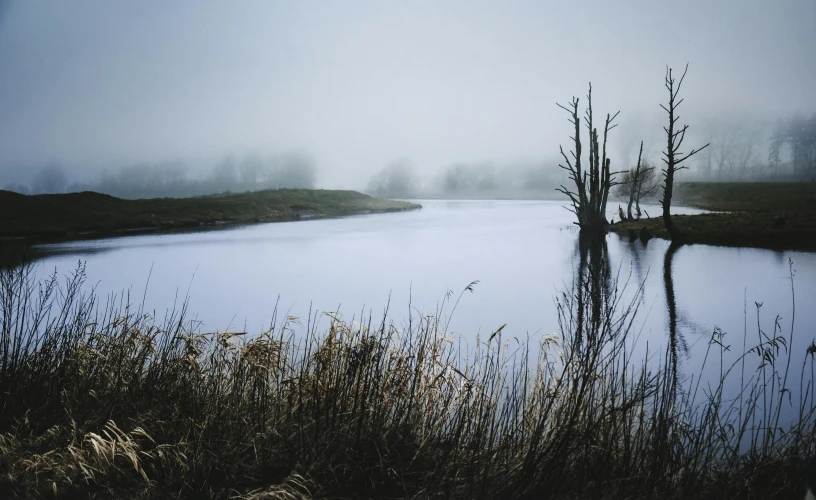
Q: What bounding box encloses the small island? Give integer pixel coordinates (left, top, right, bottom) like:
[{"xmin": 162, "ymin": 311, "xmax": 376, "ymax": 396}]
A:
[{"xmin": 0, "ymin": 188, "xmax": 421, "ymax": 243}]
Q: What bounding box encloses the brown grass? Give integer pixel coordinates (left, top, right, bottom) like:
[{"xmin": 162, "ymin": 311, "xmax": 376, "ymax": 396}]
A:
[{"xmin": 0, "ymin": 257, "xmax": 814, "ymax": 498}]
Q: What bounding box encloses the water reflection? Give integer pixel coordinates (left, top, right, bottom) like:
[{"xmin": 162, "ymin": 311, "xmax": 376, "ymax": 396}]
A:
[
  {"xmin": 663, "ymin": 242, "xmax": 681, "ymax": 395},
  {"xmin": 576, "ymin": 234, "xmax": 685, "ymax": 398},
  {"xmin": 12, "ymin": 200, "xmax": 816, "ymax": 387},
  {"xmin": 574, "ymin": 233, "xmax": 610, "ymax": 347}
]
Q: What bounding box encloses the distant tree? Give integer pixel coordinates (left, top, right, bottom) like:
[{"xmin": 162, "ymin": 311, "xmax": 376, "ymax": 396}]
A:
[
  {"xmin": 769, "ymin": 113, "xmax": 816, "ymax": 178},
  {"xmin": 617, "ymin": 142, "xmax": 659, "ymax": 219},
  {"xmin": 276, "ymin": 152, "xmax": 317, "ymax": 189},
  {"xmin": 732, "ymin": 123, "xmax": 764, "ymax": 179},
  {"xmin": 2, "ymin": 182, "xmax": 30, "ymax": 195},
  {"xmin": 768, "ymin": 121, "xmax": 782, "ymax": 174},
  {"xmin": 367, "ymin": 159, "xmax": 417, "ymax": 198},
  {"xmin": 437, "ymin": 163, "xmax": 501, "ymax": 196},
  {"xmin": 442, "ymin": 164, "xmax": 466, "ymax": 194},
  {"xmin": 521, "ymin": 163, "xmax": 553, "ymax": 191},
  {"xmin": 212, "ymin": 156, "xmax": 238, "ymax": 189},
  {"xmin": 66, "ymin": 181, "xmax": 91, "ymax": 193},
  {"xmin": 116, "ymin": 163, "xmax": 157, "ymax": 197},
  {"xmin": 710, "ymin": 122, "xmax": 737, "ymax": 179},
  {"xmin": 476, "ymin": 165, "xmax": 497, "ymax": 191},
  {"xmin": 702, "ymin": 117, "xmax": 766, "ymax": 180},
  {"xmin": 660, "ymin": 65, "xmax": 709, "ymax": 243},
  {"xmin": 157, "ymin": 161, "xmax": 187, "ymax": 191},
  {"xmin": 239, "ymin": 153, "xmax": 263, "ymax": 186},
  {"xmin": 32, "ymin": 163, "xmax": 67, "ymax": 194}
]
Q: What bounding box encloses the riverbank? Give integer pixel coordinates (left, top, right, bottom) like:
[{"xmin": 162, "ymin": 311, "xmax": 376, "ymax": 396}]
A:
[
  {"xmin": 610, "ymin": 182, "xmax": 816, "ymax": 250},
  {"xmin": 0, "ymin": 189, "xmax": 420, "ymax": 243}
]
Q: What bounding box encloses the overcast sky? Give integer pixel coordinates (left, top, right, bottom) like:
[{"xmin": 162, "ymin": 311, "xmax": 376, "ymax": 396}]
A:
[{"xmin": 1, "ymin": 0, "xmax": 814, "ymax": 187}]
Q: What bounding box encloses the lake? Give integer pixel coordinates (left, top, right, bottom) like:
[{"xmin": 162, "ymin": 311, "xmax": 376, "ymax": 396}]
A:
[{"xmin": 29, "ymin": 200, "xmax": 816, "ymax": 402}]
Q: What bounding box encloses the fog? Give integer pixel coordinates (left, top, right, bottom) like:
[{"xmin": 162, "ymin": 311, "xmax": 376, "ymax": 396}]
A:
[{"xmin": 1, "ymin": 0, "xmax": 814, "ymax": 195}]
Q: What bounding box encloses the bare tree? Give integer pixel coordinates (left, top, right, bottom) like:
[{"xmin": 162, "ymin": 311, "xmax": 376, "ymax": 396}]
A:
[
  {"xmin": 711, "ymin": 124, "xmax": 736, "ymax": 179},
  {"xmin": 32, "ymin": 163, "xmax": 68, "ymax": 194},
  {"xmin": 660, "ymin": 65, "xmax": 709, "ymax": 243},
  {"xmin": 212, "ymin": 155, "xmax": 238, "ymax": 189},
  {"xmin": 367, "ymin": 159, "xmax": 417, "ymax": 198},
  {"xmin": 626, "ymin": 142, "xmax": 644, "ymax": 220},
  {"xmin": 3, "ymin": 182, "xmax": 30, "ymax": 195},
  {"xmin": 617, "ymin": 142, "xmax": 659, "ymax": 220},
  {"xmin": 276, "ymin": 152, "xmax": 317, "ymax": 189},
  {"xmin": 157, "ymin": 161, "xmax": 187, "ymax": 191},
  {"xmin": 634, "ymin": 160, "xmax": 659, "ymax": 217},
  {"xmin": 239, "ymin": 153, "xmax": 263, "ymax": 186},
  {"xmin": 769, "ymin": 112, "xmax": 816, "ymax": 179},
  {"xmin": 557, "ymin": 84, "xmax": 620, "ymax": 233}
]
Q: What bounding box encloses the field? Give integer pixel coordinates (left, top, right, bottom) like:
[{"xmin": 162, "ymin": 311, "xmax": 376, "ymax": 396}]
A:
[
  {"xmin": 0, "ymin": 189, "xmax": 420, "ymax": 243},
  {"xmin": 611, "ymin": 182, "xmax": 816, "ymax": 250}
]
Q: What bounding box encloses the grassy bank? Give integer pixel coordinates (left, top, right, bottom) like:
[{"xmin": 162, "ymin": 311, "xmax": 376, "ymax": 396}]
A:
[
  {"xmin": 610, "ymin": 182, "xmax": 816, "ymax": 250},
  {"xmin": 0, "ymin": 260, "xmax": 813, "ymax": 498},
  {"xmin": 0, "ymin": 189, "xmax": 420, "ymax": 243}
]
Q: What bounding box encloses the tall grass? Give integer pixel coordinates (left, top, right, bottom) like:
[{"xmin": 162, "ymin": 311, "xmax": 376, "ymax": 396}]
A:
[{"xmin": 0, "ymin": 256, "xmax": 814, "ymax": 498}]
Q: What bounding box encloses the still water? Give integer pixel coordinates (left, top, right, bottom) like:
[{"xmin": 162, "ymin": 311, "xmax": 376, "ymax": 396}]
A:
[{"xmin": 31, "ymin": 200, "xmax": 816, "ymax": 390}]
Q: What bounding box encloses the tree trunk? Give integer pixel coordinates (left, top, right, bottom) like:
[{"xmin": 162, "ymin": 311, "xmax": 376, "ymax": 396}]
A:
[
  {"xmin": 662, "ymin": 69, "xmax": 684, "ymax": 242},
  {"xmin": 627, "ymin": 142, "xmax": 643, "ymax": 220},
  {"xmin": 661, "ymin": 65, "xmax": 708, "ymax": 244},
  {"xmin": 662, "ymin": 163, "xmax": 683, "ymax": 242}
]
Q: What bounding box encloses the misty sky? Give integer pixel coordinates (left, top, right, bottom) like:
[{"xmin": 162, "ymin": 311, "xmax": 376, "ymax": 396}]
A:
[{"xmin": 1, "ymin": 0, "xmax": 814, "ymax": 188}]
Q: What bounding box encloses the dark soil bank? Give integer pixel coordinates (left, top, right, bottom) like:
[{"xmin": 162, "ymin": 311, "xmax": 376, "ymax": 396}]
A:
[
  {"xmin": 611, "ymin": 182, "xmax": 816, "ymax": 251},
  {"xmin": 0, "ymin": 189, "xmax": 420, "ymax": 243}
]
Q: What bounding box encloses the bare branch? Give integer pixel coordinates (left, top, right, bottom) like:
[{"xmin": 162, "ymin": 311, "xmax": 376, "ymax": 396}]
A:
[
  {"xmin": 675, "ymin": 143, "xmax": 710, "ymax": 164},
  {"xmin": 674, "ymin": 63, "xmax": 689, "ymax": 97}
]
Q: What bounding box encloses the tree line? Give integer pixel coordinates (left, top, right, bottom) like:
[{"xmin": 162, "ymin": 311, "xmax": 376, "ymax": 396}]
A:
[
  {"xmin": 366, "ymin": 159, "xmax": 565, "ymax": 199},
  {"xmin": 691, "ymin": 112, "xmax": 815, "ymax": 181},
  {"xmin": 1, "ymin": 152, "xmax": 318, "ymax": 198},
  {"xmin": 769, "ymin": 113, "xmax": 816, "ymax": 179}
]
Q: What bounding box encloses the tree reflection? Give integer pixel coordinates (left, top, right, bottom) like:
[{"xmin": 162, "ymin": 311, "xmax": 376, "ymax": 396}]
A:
[
  {"xmin": 574, "ymin": 232, "xmax": 610, "ymax": 347},
  {"xmin": 615, "ymin": 238, "xmax": 688, "ymax": 399},
  {"xmin": 664, "ymin": 242, "xmax": 681, "ymax": 397}
]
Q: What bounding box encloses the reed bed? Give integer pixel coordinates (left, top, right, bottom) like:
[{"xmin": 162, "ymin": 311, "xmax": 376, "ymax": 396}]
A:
[{"xmin": 0, "ymin": 257, "xmax": 813, "ymax": 499}]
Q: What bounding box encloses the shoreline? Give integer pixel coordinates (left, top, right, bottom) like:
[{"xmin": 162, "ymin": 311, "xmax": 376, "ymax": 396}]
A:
[
  {"xmin": 608, "ymin": 182, "xmax": 816, "ymax": 251},
  {"xmin": 0, "ymin": 188, "xmax": 421, "ymax": 246}
]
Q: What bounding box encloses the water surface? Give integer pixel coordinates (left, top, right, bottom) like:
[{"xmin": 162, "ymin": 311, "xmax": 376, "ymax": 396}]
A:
[{"xmin": 32, "ymin": 200, "xmax": 816, "ymax": 386}]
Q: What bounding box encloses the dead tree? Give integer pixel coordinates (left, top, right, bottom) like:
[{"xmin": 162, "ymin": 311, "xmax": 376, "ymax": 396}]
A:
[
  {"xmin": 634, "ymin": 160, "xmax": 659, "ymax": 218},
  {"xmin": 660, "ymin": 65, "xmax": 709, "ymax": 242},
  {"xmin": 616, "ymin": 142, "xmax": 659, "ymax": 220},
  {"xmin": 557, "ymin": 84, "xmax": 620, "ymax": 234},
  {"xmin": 626, "ymin": 142, "xmax": 644, "ymax": 220}
]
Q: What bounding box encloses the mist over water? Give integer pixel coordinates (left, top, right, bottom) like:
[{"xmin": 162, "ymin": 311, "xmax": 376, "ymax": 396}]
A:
[{"xmin": 1, "ymin": 1, "xmax": 815, "ymax": 192}]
